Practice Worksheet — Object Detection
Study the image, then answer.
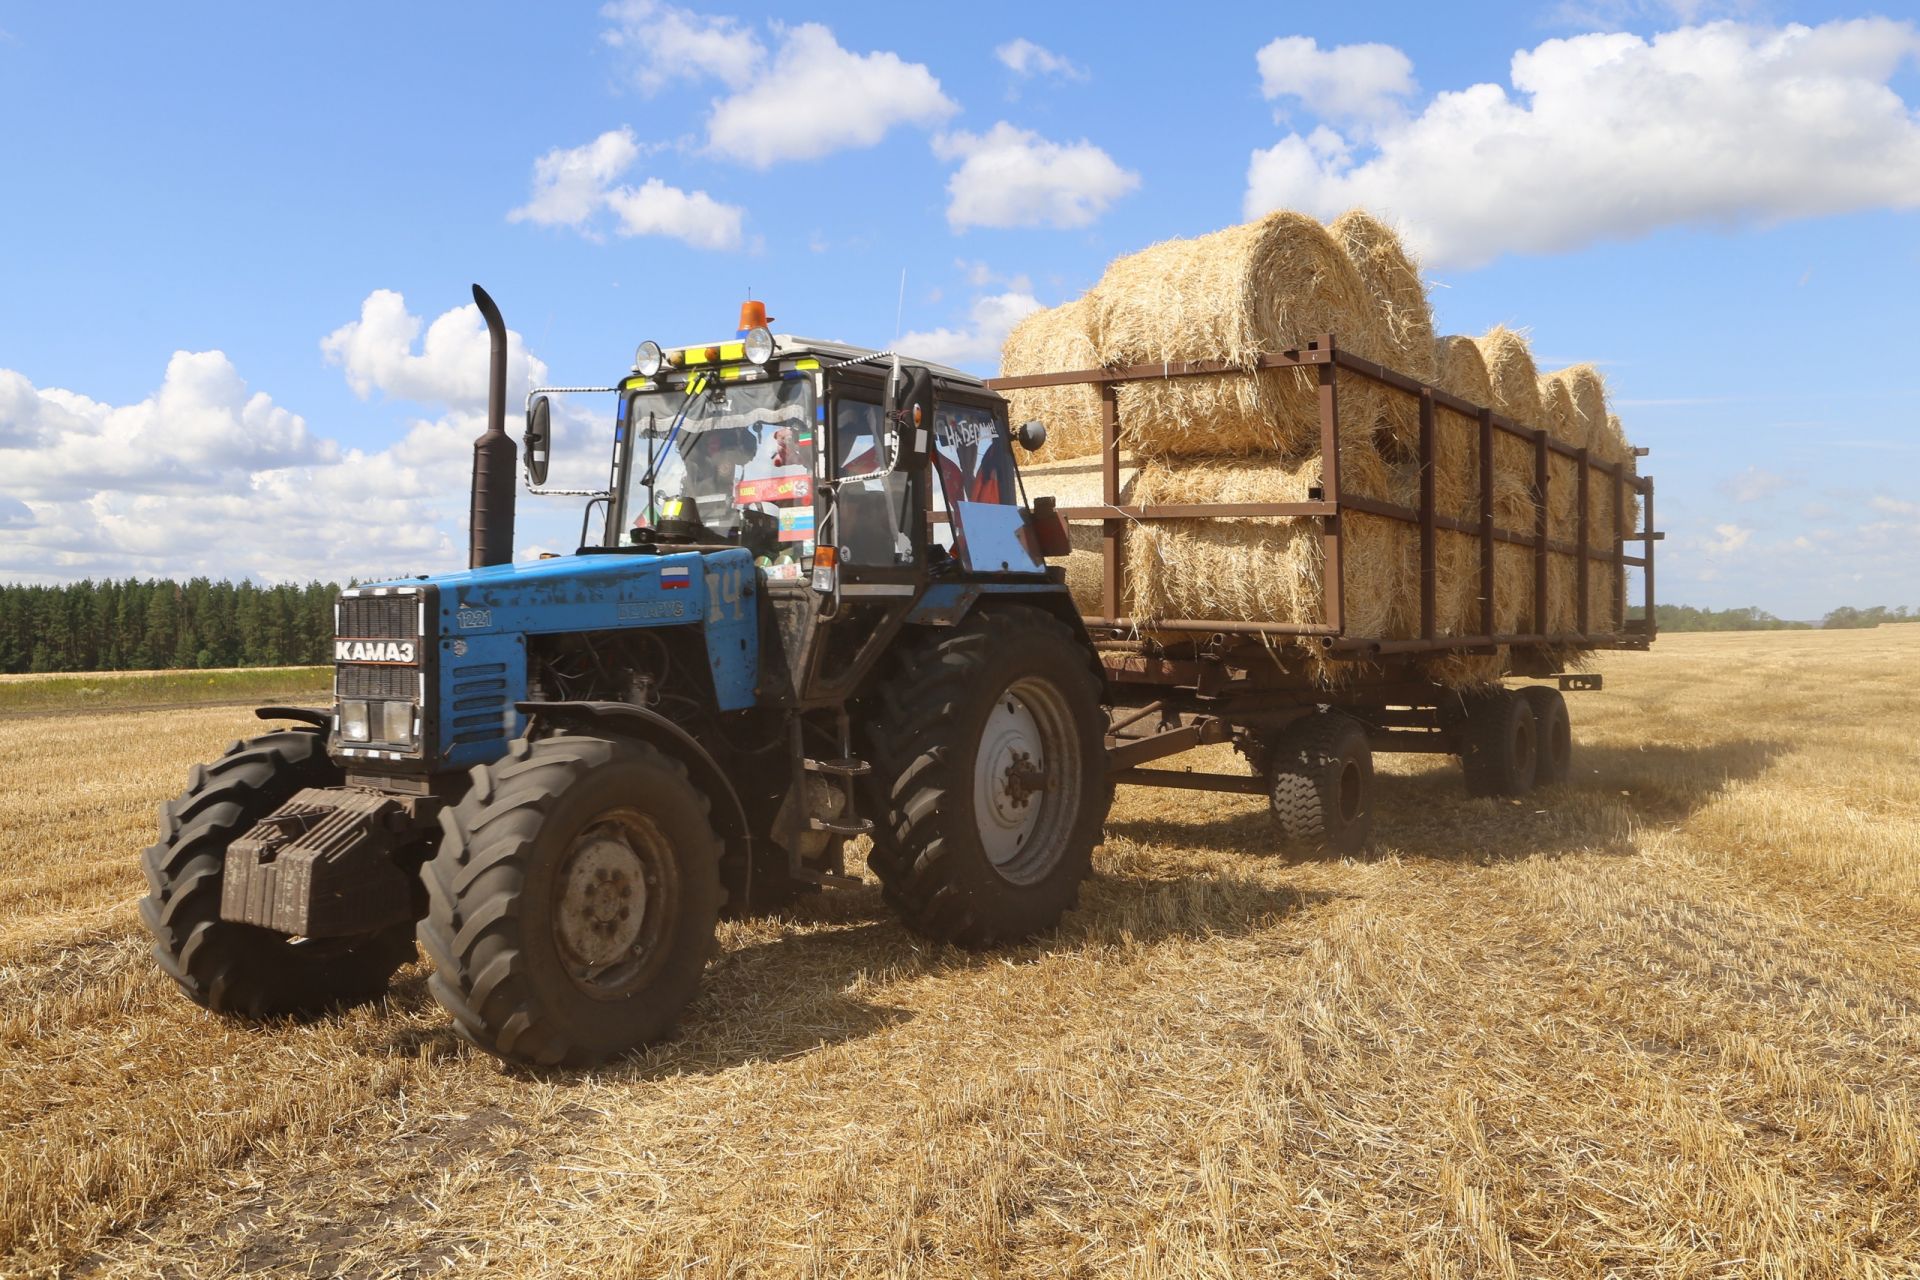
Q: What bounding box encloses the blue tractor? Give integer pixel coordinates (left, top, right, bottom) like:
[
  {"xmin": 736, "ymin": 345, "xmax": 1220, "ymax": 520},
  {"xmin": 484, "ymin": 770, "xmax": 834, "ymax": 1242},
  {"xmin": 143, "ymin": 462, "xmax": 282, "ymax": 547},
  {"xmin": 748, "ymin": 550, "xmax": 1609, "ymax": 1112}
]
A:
[{"xmin": 141, "ymin": 288, "xmax": 1110, "ymax": 1066}]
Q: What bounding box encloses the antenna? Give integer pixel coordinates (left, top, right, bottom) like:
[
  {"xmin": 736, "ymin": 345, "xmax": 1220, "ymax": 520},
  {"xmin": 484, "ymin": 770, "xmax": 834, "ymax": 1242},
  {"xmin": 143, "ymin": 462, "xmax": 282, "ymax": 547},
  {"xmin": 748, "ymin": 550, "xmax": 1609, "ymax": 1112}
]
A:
[{"xmin": 893, "ymin": 268, "xmax": 907, "ymax": 344}]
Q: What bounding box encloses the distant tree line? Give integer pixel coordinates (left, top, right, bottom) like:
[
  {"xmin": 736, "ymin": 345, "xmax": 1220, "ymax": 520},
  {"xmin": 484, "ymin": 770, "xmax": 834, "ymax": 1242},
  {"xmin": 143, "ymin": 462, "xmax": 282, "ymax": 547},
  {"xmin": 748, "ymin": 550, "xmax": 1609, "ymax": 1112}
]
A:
[
  {"xmin": 1818, "ymin": 605, "xmax": 1918, "ymax": 630},
  {"xmin": 1639, "ymin": 603, "xmax": 1920, "ymax": 632},
  {"xmin": 0, "ymin": 579, "xmax": 344, "ymax": 673}
]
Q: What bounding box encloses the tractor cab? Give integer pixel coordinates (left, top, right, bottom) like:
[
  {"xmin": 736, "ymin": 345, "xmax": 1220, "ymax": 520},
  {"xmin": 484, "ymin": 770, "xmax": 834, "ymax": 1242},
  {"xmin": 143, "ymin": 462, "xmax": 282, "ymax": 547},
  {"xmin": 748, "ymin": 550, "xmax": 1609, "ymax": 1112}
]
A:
[
  {"xmin": 558, "ymin": 303, "xmax": 1073, "ymax": 708},
  {"xmin": 594, "ymin": 303, "xmax": 1053, "ymax": 583}
]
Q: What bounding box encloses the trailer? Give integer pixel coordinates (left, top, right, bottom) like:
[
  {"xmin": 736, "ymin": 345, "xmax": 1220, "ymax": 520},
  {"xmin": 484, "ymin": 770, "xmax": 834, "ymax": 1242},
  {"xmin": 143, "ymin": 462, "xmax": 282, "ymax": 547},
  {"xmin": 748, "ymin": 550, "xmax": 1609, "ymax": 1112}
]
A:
[{"xmin": 988, "ymin": 334, "xmax": 1660, "ymax": 853}]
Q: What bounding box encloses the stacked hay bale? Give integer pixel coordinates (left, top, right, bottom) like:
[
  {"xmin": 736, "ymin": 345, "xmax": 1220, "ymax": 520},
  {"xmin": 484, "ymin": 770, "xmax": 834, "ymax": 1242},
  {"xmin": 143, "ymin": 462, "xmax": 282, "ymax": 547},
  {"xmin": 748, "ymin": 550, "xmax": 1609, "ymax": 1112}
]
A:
[
  {"xmin": 1080, "ymin": 211, "xmax": 1411, "ymax": 658},
  {"xmin": 999, "ymin": 299, "xmax": 1104, "ymax": 465},
  {"xmin": 1003, "ymin": 209, "xmax": 1635, "ymax": 686}
]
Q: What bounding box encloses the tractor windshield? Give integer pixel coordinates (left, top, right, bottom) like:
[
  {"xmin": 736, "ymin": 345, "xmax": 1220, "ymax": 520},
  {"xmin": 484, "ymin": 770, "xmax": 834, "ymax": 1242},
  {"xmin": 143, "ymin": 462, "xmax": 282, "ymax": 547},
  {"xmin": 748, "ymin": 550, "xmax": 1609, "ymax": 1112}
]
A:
[{"xmin": 623, "ymin": 376, "xmax": 817, "ymax": 570}]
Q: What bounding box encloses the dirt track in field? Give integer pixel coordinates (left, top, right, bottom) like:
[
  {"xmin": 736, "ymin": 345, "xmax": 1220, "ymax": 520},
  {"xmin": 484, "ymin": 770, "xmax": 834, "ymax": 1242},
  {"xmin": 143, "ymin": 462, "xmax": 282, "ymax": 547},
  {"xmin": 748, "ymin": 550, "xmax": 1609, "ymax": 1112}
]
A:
[{"xmin": 2, "ymin": 629, "xmax": 1918, "ymax": 1278}]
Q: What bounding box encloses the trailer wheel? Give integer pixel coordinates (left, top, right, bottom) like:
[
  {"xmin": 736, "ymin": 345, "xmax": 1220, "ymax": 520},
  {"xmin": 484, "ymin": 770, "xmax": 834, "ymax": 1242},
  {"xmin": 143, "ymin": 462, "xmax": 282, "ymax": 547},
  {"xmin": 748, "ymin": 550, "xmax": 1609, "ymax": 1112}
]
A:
[
  {"xmin": 420, "ymin": 735, "xmax": 723, "ymax": 1067},
  {"xmin": 861, "ymin": 607, "xmax": 1109, "ymax": 949},
  {"xmin": 1262, "ymin": 711, "xmax": 1374, "ymax": 856},
  {"xmin": 139, "ymin": 730, "xmax": 417, "ymax": 1018},
  {"xmin": 1459, "ymin": 690, "xmax": 1538, "ymax": 798},
  {"xmin": 1518, "ymin": 686, "xmax": 1572, "ymax": 787}
]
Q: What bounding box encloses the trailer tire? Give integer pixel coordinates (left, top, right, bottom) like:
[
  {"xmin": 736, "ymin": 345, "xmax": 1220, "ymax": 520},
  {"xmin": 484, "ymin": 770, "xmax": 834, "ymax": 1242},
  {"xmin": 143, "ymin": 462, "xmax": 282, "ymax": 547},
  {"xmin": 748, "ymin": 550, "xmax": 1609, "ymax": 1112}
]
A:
[
  {"xmin": 1460, "ymin": 690, "xmax": 1538, "ymax": 798},
  {"xmin": 861, "ymin": 607, "xmax": 1108, "ymax": 949},
  {"xmin": 1262, "ymin": 711, "xmax": 1374, "ymax": 857},
  {"xmin": 420, "ymin": 735, "xmax": 723, "ymax": 1067},
  {"xmin": 139, "ymin": 730, "xmax": 416, "ymax": 1018},
  {"xmin": 1518, "ymin": 686, "xmax": 1572, "ymax": 787}
]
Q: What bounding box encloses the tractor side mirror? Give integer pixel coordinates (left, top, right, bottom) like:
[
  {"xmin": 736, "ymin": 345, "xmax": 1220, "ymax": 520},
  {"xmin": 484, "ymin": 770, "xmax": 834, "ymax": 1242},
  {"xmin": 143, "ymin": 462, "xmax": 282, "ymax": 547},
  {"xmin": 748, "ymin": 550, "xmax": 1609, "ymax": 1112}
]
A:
[
  {"xmin": 523, "ymin": 395, "xmax": 551, "ymax": 487},
  {"xmin": 1015, "ymin": 419, "xmax": 1047, "ymax": 452},
  {"xmin": 884, "ymin": 364, "xmax": 935, "ymax": 466}
]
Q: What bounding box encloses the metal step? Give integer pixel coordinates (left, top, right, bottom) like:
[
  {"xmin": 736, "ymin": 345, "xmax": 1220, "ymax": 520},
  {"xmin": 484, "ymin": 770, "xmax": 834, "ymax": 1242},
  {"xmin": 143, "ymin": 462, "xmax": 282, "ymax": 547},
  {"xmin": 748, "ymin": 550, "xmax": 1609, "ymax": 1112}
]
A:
[
  {"xmin": 804, "ymin": 757, "xmax": 871, "ymax": 778},
  {"xmin": 793, "ymin": 867, "xmax": 865, "ymax": 889},
  {"xmin": 806, "ymin": 815, "xmax": 874, "ymax": 836}
]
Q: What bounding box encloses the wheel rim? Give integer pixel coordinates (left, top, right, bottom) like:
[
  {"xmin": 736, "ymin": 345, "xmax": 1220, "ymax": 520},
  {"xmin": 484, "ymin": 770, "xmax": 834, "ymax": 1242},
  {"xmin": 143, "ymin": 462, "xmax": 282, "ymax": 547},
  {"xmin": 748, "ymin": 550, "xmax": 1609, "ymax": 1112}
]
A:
[
  {"xmin": 554, "ymin": 808, "xmax": 679, "ymax": 998},
  {"xmin": 973, "ymin": 675, "xmax": 1082, "ymax": 886}
]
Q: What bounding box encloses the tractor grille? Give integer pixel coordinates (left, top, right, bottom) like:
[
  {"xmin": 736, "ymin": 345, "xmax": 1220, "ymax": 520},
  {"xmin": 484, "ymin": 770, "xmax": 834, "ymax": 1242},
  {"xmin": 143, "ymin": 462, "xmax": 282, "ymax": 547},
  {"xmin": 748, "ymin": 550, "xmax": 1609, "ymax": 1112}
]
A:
[
  {"xmin": 336, "ymin": 594, "xmax": 419, "ymax": 639},
  {"xmin": 335, "ymin": 664, "xmax": 417, "ymax": 700}
]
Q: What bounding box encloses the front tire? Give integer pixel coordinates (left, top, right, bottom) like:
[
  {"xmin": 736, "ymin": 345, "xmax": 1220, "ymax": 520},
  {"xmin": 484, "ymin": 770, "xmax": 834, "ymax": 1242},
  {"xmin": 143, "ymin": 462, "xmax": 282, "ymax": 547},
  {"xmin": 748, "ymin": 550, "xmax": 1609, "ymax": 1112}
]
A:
[
  {"xmin": 1261, "ymin": 711, "xmax": 1374, "ymax": 856},
  {"xmin": 139, "ymin": 730, "xmax": 416, "ymax": 1018},
  {"xmin": 1459, "ymin": 689, "xmax": 1538, "ymax": 798},
  {"xmin": 862, "ymin": 608, "xmax": 1109, "ymax": 948},
  {"xmin": 420, "ymin": 735, "xmax": 723, "ymax": 1067},
  {"xmin": 1518, "ymin": 686, "xmax": 1572, "ymax": 787}
]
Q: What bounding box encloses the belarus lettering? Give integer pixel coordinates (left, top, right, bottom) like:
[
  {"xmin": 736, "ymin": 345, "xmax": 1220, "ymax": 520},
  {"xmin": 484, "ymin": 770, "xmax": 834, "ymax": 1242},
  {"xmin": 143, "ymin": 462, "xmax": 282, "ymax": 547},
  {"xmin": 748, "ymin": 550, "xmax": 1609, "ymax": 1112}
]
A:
[{"xmin": 334, "ymin": 640, "xmax": 417, "ymax": 663}]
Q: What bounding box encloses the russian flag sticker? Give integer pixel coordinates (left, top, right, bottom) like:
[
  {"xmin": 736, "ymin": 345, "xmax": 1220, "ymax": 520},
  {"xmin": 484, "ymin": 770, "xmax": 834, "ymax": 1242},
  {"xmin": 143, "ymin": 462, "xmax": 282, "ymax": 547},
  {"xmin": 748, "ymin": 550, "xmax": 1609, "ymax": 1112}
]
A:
[{"xmin": 661, "ymin": 566, "xmax": 691, "ymax": 590}]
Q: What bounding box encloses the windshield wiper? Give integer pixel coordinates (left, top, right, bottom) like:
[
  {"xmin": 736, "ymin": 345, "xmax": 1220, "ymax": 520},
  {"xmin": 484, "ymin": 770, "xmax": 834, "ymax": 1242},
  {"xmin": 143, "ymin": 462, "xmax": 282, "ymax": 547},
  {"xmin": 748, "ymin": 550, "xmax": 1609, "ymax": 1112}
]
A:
[{"xmin": 638, "ymin": 372, "xmax": 711, "ymax": 490}]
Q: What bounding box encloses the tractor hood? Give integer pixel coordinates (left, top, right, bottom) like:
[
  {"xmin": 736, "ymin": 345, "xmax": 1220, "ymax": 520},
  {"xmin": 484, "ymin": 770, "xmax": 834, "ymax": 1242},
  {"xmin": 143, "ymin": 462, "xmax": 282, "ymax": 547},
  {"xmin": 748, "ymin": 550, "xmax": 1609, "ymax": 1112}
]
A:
[{"xmin": 343, "ymin": 548, "xmax": 762, "ymax": 772}]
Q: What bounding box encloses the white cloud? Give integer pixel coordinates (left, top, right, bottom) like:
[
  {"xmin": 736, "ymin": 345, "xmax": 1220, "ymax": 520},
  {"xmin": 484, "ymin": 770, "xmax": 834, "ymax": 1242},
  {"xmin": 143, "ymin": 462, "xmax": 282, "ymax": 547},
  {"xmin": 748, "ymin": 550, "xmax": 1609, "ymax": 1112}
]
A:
[
  {"xmin": 996, "ymin": 37, "xmax": 1087, "ymax": 81},
  {"xmin": 508, "ymin": 128, "xmax": 745, "ymax": 249},
  {"xmin": 1705, "ymin": 523, "xmax": 1753, "ymax": 555},
  {"xmin": 509, "ymin": 128, "xmax": 643, "ymax": 229},
  {"xmin": 0, "ymin": 353, "xmax": 332, "ymax": 502},
  {"xmin": 1870, "ymin": 495, "xmax": 1919, "ymax": 517},
  {"xmin": 0, "ymin": 337, "xmax": 610, "ymax": 584},
  {"xmin": 707, "ymin": 23, "xmax": 956, "ymax": 167},
  {"xmin": 321, "ymin": 290, "xmax": 549, "ymax": 411},
  {"xmin": 1244, "ymin": 19, "xmax": 1920, "ymax": 269},
  {"xmin": 604, "ymin": 178, "xmax": 744, "ymax": 249},
  {"xmin": 1722, "ymin": 465, "xmax": 1786, "ymax": 503},
  {"xmin": 897, "ymin": 290, "xmax": 1042, "ymax": 367},
  {"xmin": 600, "ymin": 0, "xmax": 764, "ymax": 93},
  {"xmin": 935, "ymin": 123, "xmax": 1139, "ymax": 230},
  {"xmin": 1255, "ymin": 35, "xmax": 1415, "ymax": 124}
]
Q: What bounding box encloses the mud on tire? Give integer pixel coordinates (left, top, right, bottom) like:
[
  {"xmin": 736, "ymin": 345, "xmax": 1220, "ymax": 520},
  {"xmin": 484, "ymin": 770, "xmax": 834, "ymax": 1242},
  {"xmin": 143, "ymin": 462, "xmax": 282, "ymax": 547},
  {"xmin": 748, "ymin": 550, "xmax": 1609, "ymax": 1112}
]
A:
[
  {"xmin": 860, "ymin": 607, "xmax": 1109, "ymax": 949},
  {"xmin": 419, "ymin": 734, "xmax": 723, "ymax": 1067},
  {"xmin": 139, "ymin": 729, "xmax": 416, "ymax": 1018}
]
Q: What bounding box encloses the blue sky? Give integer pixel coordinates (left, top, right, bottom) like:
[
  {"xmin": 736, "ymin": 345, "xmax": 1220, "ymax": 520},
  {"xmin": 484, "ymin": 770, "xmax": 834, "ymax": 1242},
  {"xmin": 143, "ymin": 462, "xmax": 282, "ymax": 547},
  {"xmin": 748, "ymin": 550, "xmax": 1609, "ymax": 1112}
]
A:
[{"xmin": 0, "ymin": 0, "xmax": 1915, "ymax": 618}]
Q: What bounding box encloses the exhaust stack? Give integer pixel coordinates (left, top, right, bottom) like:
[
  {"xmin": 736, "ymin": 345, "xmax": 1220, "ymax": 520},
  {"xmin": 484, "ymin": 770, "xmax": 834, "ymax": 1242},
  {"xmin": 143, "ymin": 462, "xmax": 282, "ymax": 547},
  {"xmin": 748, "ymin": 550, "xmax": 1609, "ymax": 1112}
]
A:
[{"xmin": 468, "ymin": 284, "xmax": 516, "ymax": 569}]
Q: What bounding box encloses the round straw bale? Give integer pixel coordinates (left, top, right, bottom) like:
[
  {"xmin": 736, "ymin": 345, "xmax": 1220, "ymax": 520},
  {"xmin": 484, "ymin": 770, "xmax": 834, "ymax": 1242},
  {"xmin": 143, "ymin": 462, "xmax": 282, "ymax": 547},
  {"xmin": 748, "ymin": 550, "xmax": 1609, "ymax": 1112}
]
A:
[
  {"xmin": 1123, "ymin": 459, "xmax": 1415, "ymax": 643},
  {"xmin": 1432, "ymin": 335, "xmax": 1493, "ymax": 524},
  {"xmin": 1476, "ymin": 326, "xmax": 1545, "ymax": 427},
  {"xmin": 1329, "ymin": 210, "xmax": 1436, "ymax": 464},
  {"xmin": 1473, "ymin": 326, "xmax": 1544, "ymax": 535},
  {"xmin": 1088, "ymin": 211, "xmax": 1392, "ymax": 458},
  {"xmin": 1594, "ymin": 411, "xmax": 1634, "ymax": 468},
  {"xmin": 1329, "ymin": 210, "xmax": 1436, "ymax": 381},
  {"xmin": 1560, "ymin": 364, "xmax": 1609, "ymax": 450},
  {"xmin": 1538, "ymin": 376, "xmax": 1578, "ymax": 443},
  {"xmin": 998, "ymin": 299, "xmax": 1104, "ymax": 463},
  {"xmin": 1020, "ymin": 454, "xmax": 1138, "ymax": 615}
]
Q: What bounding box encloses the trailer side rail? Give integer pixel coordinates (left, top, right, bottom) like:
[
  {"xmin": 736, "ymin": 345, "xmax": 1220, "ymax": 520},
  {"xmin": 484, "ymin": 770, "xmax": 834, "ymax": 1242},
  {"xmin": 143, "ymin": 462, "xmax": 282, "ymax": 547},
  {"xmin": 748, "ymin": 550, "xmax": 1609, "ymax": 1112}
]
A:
[{"xmin": 985, "ymin": 335, "xmax": 1660, "ymax": 659}]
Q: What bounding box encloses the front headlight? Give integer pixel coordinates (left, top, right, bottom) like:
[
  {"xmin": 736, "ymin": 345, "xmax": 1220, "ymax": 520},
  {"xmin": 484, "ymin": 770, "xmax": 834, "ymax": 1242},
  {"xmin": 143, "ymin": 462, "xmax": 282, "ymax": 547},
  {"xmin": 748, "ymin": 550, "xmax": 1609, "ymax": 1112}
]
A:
[
  {"xmin": 382, "ymin": 700, "xmax": 416, "ymax": 745},
  {"xmin": 340, "ymin": 700, "xmax": 370, "ymax": 742}
]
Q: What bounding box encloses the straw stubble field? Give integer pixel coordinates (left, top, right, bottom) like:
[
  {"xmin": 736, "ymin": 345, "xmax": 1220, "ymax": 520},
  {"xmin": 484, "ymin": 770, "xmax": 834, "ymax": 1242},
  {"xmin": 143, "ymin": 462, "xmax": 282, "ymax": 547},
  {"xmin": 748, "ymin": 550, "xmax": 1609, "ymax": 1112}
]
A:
[{"xmin": 3, "ymin": 627, "xmax": 1919, "ymax": 1277}]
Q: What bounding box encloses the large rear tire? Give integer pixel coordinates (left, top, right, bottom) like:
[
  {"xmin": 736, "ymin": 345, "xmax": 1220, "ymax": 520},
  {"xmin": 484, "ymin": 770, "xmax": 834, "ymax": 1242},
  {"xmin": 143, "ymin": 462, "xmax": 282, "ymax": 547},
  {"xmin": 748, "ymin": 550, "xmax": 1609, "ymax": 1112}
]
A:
[
  {"xmin": 862, "ymin": 608, "xmax": 1109, "ymax": 948},
  {"xmin": 139, "ymin": 730, "xmax": 416, "ymax": 1018},
  {"xmin": 1261, "ymin": 711, "xmax": 1374, "ymax": 857},
  {"xmin": 419, "ymin": 735, "xmax": 723, "ymax": 1067}
]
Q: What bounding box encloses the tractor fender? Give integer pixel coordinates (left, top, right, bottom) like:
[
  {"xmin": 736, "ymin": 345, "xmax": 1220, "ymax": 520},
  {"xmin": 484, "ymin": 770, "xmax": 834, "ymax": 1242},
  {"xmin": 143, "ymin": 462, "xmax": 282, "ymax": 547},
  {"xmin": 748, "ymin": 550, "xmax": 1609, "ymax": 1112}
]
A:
[
  {"xmin": 513, "ymin": 701, "xmax": 751, "ymax": 865},
  {"xmin": 908, "ymin": 581, "xmax": 1096, "ymax": 651}
]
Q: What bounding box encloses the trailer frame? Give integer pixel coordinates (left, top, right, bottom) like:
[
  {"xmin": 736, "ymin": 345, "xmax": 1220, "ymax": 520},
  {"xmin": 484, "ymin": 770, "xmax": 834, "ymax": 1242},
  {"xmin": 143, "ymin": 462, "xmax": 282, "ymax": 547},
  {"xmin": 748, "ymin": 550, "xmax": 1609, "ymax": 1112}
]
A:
[{"xmin": 985, "ymin": 334, "xmax": 1661, "ymax": 792}]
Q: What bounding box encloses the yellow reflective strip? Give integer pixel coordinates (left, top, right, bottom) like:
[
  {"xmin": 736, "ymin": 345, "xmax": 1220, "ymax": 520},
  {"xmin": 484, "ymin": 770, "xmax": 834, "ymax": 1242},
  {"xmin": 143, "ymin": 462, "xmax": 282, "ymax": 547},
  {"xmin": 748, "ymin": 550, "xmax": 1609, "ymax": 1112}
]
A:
[{"xmin": 792, "ymin": 358, "xmax": 820, "ymax": 371}]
